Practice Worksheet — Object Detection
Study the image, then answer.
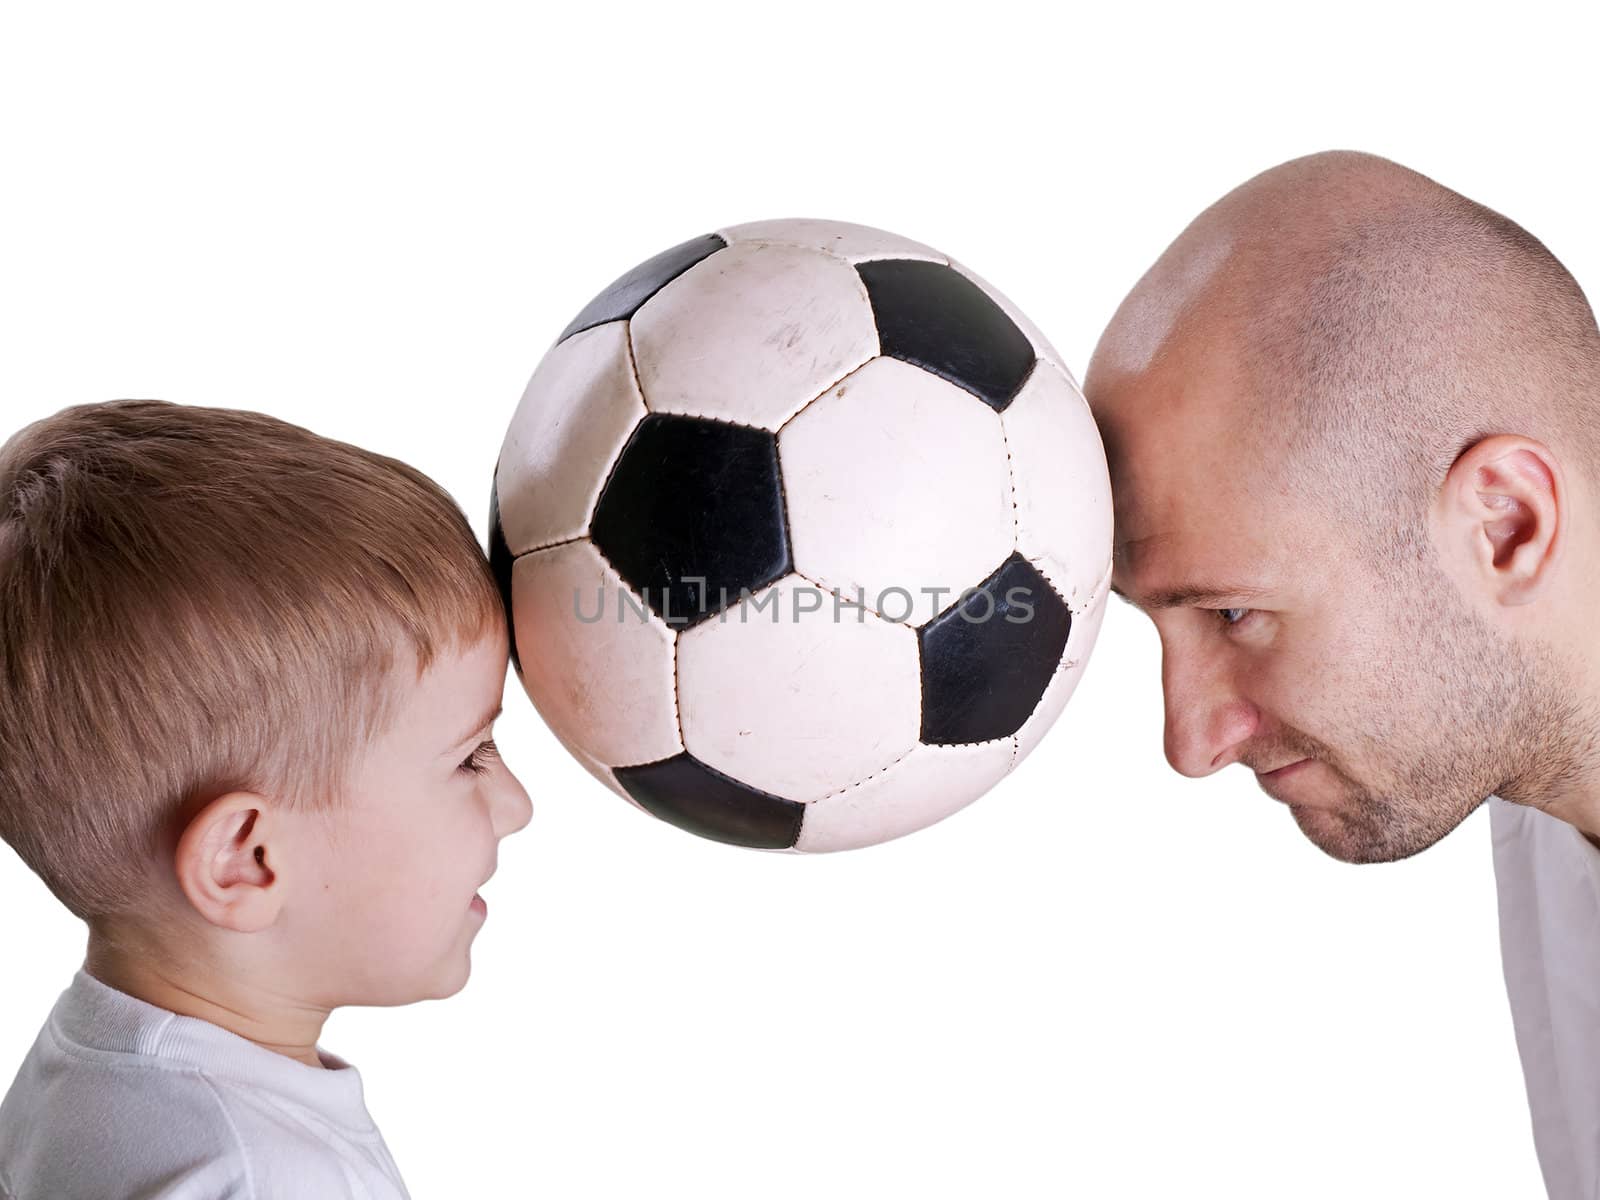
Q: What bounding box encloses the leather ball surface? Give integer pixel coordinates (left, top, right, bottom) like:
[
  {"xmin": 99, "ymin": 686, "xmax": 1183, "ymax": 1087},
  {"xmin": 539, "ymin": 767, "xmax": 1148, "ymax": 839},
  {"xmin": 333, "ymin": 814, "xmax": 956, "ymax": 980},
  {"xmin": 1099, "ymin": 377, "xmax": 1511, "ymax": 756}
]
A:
[{"xmin": 491, "ymin": 219, "xmax": 1112, "ymax": 852}]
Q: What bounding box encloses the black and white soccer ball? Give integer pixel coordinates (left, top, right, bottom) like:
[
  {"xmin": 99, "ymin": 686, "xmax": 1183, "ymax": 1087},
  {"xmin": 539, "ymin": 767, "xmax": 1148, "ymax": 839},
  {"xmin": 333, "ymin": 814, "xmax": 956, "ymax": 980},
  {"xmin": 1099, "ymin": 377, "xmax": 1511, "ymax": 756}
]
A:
[{"xmin": 490, "ymin": 219, "xmax": 1112, "ymax": 852}]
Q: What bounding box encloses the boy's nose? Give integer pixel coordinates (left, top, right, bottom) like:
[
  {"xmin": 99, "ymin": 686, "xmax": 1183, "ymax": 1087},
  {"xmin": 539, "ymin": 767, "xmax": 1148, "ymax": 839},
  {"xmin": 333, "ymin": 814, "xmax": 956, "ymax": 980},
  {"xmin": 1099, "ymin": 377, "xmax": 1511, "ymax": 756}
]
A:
[{"xmin": 497, "ymin": 772, "xmax": 533, "ymax": 837}]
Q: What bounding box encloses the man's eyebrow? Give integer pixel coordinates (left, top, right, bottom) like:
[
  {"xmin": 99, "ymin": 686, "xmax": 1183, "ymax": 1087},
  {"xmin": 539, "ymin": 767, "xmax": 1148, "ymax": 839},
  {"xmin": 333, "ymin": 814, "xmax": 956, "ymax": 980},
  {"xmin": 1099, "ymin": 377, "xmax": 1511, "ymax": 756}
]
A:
[
  {"xmin": 441, "ymin": 702, "xmax": 504, "ymax": 756},
  {"xmin": 1109, "ymin": 581, "xmax": 1271, "ymax": 611}
]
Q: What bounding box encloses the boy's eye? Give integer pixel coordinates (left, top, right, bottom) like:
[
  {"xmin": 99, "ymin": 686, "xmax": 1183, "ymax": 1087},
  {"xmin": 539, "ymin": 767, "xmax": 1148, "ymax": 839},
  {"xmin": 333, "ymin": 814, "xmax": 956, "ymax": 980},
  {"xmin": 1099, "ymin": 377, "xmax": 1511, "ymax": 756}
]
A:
[{"xmin": 458, "ymin": 738, "xmax": 500, "ymax": 777}]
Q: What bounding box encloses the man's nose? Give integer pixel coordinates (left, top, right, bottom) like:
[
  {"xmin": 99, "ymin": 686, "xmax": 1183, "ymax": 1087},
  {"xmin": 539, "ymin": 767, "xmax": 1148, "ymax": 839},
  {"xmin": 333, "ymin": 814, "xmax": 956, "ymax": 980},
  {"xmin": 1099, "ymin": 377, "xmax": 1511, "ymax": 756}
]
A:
[{"xmin": 1160, "ymin": 641, "xmax": 1258, "ymax": 778}]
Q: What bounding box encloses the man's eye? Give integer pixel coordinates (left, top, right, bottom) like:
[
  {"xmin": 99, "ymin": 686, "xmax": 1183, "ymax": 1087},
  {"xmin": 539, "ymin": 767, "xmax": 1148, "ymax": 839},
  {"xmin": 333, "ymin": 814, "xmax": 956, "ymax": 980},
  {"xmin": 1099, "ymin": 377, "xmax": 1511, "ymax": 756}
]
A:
[
  {"xmin": 1214, "ymin": 607, "xmax": 1254, "ymax": 630},
  {"xmin": 458, "ymin": 739, "xmax": 500, "ymax": 776}
]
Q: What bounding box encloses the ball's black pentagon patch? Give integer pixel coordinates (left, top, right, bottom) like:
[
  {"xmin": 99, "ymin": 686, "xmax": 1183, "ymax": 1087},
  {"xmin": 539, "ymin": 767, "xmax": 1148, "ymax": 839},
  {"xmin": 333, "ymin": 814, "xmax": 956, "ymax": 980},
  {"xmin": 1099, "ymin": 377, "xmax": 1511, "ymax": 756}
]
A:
[
  {"xmin": 918, "ymin": 553, "xmax": 1072, "ymax": 744},
  {"xmin": 487, "ymin": 474, "xmax": 521, "ymax": 676},
  {"xmin": 558, "ymin": 233, "xmax": 728, "ymax": 345},
  {"xmin": 856, "ymin": 258, "xmax": 1037, "ymax": 413},
  {"xmin": 613, "ymin": 752, "xmax": 805, "ymax": 849},
  {"xmin": 590, "ymin": 413, "xmax": 791, "ymax": 630}
]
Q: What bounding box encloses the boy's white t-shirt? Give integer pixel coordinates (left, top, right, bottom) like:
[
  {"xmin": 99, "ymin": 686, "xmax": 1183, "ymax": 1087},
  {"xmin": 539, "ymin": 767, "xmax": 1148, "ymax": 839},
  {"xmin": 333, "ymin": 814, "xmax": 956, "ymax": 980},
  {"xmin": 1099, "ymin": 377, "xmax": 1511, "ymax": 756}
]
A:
[
  {"xmin": 0, "ymin": 969, "xmax": 410, "ymax": 1199},
  {"xmin": 1491, "ymin": 794, "xmax": 1600, "ymax": 1200}
]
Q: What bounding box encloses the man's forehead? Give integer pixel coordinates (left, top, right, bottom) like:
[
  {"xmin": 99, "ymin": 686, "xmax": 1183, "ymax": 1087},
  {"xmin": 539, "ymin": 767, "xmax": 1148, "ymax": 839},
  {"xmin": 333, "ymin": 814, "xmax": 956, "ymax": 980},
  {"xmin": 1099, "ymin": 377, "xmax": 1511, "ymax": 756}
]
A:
[
  {"xmin": 1110, "ymin": 529, "xmax": 1275, "ymax": 610},
  {"xmin": 1092, "ymin": 355, "xmax": 1254, "ymax": 494},
  {"xmin": 1088, "ymin": 298, "xmax": 1313, "ymax": 602},
  {"xmin": 1113, "ymin": 526, "xmax": 1260, "ymax": 584},
  {"xmin": 1103, "ymin": 416, "xmax": 1269, "ymax": 552},
  {"xmin": 1102, "ymin": 461, "xmax": 1344, "ymax": 618}
]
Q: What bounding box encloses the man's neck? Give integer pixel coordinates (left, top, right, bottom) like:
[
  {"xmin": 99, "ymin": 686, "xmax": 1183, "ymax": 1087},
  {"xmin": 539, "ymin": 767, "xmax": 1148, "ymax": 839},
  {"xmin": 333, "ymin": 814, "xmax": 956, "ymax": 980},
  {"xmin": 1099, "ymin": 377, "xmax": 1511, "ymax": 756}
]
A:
[
  {"xmin": 84, "ymin": 926, "xmax": 331, "ymax": 1069},
  {"xmin": 1514, "ymin": 782, "xmax": 1600, "ymax": 848}
]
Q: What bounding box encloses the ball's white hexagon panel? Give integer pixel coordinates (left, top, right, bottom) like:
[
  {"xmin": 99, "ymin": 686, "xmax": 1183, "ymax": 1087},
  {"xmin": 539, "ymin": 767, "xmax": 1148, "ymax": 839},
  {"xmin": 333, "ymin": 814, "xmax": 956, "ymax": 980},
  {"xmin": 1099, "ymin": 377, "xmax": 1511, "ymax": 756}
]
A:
[
  {"xmin": 716, "ymin": 218, "xmax": 948, "ymax": 266},
  {"xmin": 510, "ymin": 538, "xmax": 682, "ymax": 771},
  {"xmin": 947, "ymin": 257, "xmax": 1071, "ymax": 380},
  {"xmin": 496, "ymin": 321, "xmax": 648, "ymax": 555},
  {"xmin": 778, "ymin": 356, "xmax": 1016, "ymax": 628},
  {"xmin": 675, "ymin": 575, "xmax": 921, "ymax": 802},
  {"xmin": 794, "ymin": 737, "xmax": 1017, "ymax": 853},
  {"xmin": 630, "ymin": 242, "xmax": 880, "ymax": 431},
  {"xmin": 1001, "ymin": 361, "xmax": 1114, "ymax": 608},
  {"xmin": 1014, "ymin": 563, "xmax": 1112, "ymax": 763}
]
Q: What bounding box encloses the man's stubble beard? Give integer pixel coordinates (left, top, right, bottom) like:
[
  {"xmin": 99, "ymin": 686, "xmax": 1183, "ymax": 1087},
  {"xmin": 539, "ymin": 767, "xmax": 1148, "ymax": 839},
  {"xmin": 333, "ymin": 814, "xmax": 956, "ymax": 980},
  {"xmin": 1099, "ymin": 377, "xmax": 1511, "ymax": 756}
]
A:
[{"xmin": 1289, "ymin": 549, "xmax": 1598, "ymax": 864}]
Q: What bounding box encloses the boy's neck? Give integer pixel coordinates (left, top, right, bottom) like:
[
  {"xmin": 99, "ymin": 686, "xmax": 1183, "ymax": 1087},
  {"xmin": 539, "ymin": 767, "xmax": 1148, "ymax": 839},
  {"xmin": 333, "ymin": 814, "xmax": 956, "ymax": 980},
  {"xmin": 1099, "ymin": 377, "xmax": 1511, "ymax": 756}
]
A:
[{"xmin": 84, "ymin": 928, "xmax": 332, "ymax": 1070}]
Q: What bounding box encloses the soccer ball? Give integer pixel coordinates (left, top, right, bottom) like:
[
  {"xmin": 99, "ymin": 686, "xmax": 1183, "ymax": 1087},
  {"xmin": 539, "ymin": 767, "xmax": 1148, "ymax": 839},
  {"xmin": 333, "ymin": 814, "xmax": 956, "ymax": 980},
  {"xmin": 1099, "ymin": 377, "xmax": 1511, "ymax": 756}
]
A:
[{"xmin": 490, "ymin": 219, "xmax": 1112, "ymax": 852}]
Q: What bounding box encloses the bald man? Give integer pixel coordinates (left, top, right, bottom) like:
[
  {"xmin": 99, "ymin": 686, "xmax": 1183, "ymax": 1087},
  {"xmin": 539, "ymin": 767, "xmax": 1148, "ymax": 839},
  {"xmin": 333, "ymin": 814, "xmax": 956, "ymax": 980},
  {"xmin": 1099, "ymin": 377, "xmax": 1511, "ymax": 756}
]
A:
[{"xmin": 1085, "ymin": 151, "xmax": 1600, "ymax": 1198}]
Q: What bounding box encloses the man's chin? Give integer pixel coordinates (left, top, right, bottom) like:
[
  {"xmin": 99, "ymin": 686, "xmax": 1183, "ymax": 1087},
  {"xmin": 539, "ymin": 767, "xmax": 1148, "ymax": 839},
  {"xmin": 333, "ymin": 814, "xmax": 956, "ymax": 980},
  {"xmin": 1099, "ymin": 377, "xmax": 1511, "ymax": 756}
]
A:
[{"xmin": 1287, "ymin": 800, "xmax": 1445, "ymax": 865}]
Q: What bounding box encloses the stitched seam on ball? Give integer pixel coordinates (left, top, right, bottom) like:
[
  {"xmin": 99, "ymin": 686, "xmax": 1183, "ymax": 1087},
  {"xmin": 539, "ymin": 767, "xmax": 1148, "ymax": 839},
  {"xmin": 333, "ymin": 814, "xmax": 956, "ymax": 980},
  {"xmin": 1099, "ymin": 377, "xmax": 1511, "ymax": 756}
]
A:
[
  {"xmin": 816, "ymin": 746, "xmax": 918, "ymax": 800},
  {"xmin": 638, "ymin": 403, "xmax": 774, "ymax": 431},
  {"xmin": 818, "ymin": 733, "xmax": 1019, "ymax": 801},
  {"xmin": 1022, "ymin": 552, "xmax": 1070, "ymax": 605},
  {"xmin": 787, "ymin": 567, "xmax": 909, "ymax": 626},
  {"xmin": 629, "ymin": 320, "xmax": 768, "ymax": 434},
  {"xmin": 771, "ymin": 435, "xmax": 797, "ymax": 579},
  {"xmin": 513, "ymin": 531, "xmax": 587, "ymax": 560},
  {"xmin": 779, "ymin": 569, "xmax": 924, "ymax": 738},
  {"xmin": 601, "ymin": 318, "xmax": 654, "ymax": 476},
  {"xmin": 669, "ymin": 631, "xmax": 684, "ymax": 753},
  {"xmin": 998, "ymin": 412, "xmax": 1022, "ymax": 552},
  {"xmin": 772, "ymin": 350, "xmax": 881, "ymax": 437}
]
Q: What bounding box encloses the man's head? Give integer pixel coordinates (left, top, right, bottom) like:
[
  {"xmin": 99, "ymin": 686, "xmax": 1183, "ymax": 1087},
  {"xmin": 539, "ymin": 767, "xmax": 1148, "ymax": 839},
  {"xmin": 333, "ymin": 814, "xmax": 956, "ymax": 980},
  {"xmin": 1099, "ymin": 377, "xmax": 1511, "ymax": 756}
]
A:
[
  {"xmin": 0, "ymin": 399, "xmax": 532, "ymax": 1002},
  {"xmin": 1086, "ymin": 150, "xmax": 1600, "ymax": 863}
]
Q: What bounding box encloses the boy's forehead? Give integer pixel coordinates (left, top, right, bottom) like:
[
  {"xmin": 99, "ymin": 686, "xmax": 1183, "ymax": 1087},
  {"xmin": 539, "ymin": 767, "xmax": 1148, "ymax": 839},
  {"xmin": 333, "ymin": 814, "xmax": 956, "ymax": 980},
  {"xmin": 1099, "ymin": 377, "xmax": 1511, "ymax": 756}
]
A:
[{"xmin": 387, "ymin": 631, "xmax": 509, "ymax": 743}]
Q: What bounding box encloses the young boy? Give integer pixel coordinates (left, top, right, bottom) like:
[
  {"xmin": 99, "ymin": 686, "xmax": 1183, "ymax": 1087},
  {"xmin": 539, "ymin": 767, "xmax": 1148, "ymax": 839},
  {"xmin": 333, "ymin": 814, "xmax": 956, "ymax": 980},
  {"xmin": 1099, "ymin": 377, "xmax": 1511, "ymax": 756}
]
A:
[{"xmin": 0, "ymin": 399, "xmax": 533, "ymax": 1198}]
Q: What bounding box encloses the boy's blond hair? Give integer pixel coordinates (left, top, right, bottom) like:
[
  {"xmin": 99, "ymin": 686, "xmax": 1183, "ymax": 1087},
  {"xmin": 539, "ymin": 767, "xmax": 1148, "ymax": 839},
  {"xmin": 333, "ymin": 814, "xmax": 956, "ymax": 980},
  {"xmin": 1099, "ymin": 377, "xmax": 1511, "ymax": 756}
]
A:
[{"xmin": 0, "ymin": 400, "xmax": 504, "ymax": 920}]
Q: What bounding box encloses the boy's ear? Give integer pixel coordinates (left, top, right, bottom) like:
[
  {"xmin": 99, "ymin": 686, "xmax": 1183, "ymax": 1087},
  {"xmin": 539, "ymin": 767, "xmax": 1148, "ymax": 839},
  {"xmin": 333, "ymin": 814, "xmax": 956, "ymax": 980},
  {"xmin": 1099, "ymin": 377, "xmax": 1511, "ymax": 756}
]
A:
[{"xmin": 174, "ymin": 792, "xmax": 283, "ymax": 933}]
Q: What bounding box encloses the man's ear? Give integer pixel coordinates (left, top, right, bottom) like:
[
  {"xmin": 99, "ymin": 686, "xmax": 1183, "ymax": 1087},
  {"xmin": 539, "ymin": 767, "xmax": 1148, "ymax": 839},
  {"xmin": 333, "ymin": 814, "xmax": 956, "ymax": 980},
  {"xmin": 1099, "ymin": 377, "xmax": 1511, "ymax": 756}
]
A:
[
  {"xmin": 1430, "ymin": 434, "xmax": 1565, "ymax": 608},
  {"xmin": 174, "ymin": 791, "xmax": 283, "ymax": 933}
]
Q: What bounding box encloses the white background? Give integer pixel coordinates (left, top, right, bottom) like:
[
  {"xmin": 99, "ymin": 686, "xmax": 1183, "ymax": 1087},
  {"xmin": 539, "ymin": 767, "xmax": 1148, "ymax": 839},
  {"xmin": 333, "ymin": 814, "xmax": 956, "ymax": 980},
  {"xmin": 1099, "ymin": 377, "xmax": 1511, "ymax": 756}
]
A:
[{"xmin": 1, "ymin": 3, "xmax": 1594, "ymax": 1197}]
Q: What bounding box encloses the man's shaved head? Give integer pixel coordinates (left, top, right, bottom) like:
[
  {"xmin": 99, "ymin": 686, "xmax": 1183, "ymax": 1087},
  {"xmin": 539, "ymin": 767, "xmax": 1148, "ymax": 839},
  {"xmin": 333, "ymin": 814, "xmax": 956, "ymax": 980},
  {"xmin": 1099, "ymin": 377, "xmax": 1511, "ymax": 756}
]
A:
[
  {"xmin": 1093, "ymin": 150, "xmax": 1600, "ymax": 561},
  {"xmin": 1088, "ymin": 150, "xmax": 1600, "ymax": 863}
]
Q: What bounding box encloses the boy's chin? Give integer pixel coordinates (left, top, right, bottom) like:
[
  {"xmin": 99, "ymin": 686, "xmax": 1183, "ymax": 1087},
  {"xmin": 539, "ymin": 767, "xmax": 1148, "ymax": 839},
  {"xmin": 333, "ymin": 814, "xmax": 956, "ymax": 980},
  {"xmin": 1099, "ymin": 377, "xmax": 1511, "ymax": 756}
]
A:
[
  {"xmin": 429, "ymin": 957, "xmax": 472, "ymax": 1001},
  {"xmin": 352, "ymin": 948, "xmax": 474, "ymax": 1007},
  {"xmin": 422, "ymin": 946, "xmax": 474, "ymax": 1001}
]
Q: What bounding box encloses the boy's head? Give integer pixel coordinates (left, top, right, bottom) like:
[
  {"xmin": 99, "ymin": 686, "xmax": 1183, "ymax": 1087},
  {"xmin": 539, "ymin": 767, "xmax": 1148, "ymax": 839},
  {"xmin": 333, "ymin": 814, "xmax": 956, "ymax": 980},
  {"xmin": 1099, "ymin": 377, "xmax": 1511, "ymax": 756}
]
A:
[{"xmin": 0, "ymin": 399, "xmax": 532, "ymax": 1005}]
